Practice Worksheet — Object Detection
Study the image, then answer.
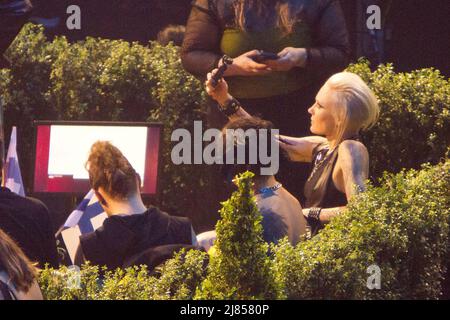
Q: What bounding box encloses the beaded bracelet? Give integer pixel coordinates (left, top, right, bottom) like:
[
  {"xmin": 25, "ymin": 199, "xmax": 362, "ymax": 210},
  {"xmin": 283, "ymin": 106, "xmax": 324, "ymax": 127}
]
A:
[
  {"xmin": 308, "ymin": 207, "xmax": 322, "ymax": 222},
  {"xmin": 218, "ymin": 97, "xmax": 241, "ymax": 117}
]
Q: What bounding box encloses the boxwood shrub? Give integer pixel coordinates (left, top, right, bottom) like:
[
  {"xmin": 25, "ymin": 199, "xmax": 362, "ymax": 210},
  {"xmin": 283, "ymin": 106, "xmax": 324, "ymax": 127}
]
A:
[
  {"xmin": 39, "ymin": 249, "xmax": 208, "ymax": 300},
  {"xmin": 38, "ymin": 160, "xmax": 450, "ymax": 299},
  {"xmin": 272, "ymin": 158, "xmax": 450, "ymax": 299},
  {"xmin": 346, "ymin": 60, "xmax": 450, "ymax": 179}
]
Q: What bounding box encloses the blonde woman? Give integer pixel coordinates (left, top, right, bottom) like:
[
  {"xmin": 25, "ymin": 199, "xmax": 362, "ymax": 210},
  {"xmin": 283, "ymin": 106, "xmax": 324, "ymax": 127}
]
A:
[
  {"xmin": 206, "ymin": 71, "xmax": 379, "ymax": 236},
  {"xmin": 0, "ymin": 228, "xmax": 43, "ymax": 300}
]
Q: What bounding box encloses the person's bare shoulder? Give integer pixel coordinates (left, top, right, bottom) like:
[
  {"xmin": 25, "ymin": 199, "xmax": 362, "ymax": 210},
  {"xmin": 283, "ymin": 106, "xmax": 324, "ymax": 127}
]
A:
[
  {"xmin": 280, "ymin": 187, "xmax": 302, "ymax": 210},
  {"xmin": 337, "ymin": 140, "xmax": 370, "ymax": 194},
  {"xmin": 338, "ymin": 140, "xmax": 369, "ymax": 163}
]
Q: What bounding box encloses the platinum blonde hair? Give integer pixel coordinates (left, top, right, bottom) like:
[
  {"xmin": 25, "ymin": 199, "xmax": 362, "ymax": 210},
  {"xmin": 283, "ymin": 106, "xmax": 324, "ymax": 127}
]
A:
[{"xmin": 325, "ymin": 72, "xmax": 380, "ymax": 145}]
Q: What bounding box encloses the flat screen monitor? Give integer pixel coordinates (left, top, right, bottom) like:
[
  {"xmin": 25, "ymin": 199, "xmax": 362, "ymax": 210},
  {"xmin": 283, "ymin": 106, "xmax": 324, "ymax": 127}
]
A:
[{"xmin": 33, "ymin": 121, "xmax": 162, "ymax": 195}]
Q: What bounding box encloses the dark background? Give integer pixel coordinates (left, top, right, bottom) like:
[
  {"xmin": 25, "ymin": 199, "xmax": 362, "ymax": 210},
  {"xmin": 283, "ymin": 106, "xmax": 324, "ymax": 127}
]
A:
[
  {"xmin": 2, "ymin": 0, "xmax": 449, "ymax": 75},
  {"xmin": 25, "ymin": 0, "xmax": 450, "ymax": 76},
  {"xmin": 28, "ymin": 0, "xmax": 192, "ymax": 42}
]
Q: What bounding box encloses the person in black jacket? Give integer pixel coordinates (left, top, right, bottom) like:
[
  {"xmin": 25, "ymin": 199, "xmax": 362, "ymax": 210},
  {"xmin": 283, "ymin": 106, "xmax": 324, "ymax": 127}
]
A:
[
  {"xmin": 74, "ymin": 141, "xmax": 197, "ymax": 270},
  {"xmin": 0, "ymin": 187, "xmax": 59, "ymax": 269},
  {"xmin": 0, "ymin": 148, "xmax": 59, "ymax": 268}
]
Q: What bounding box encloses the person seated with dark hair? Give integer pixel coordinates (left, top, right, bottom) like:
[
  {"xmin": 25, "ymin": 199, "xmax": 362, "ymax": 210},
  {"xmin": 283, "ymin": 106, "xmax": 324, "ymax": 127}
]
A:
[
  {"xmin": 0, "ymin": 228, "xmax": 43, "ymax": 300},
  {"xmin": 157, "ymin": 24, "xmax": 186, "ymax": 47},
  {"xmin": 221, "ymin": 117, "xmax": 306, "ymax": 245},
  {"xmin": 0, "ymin": 138, "xmax": 59, "ymax": 269},
  {"xmin": 74, "ymin": 141, "xmax": 197, "ymax": 270}
]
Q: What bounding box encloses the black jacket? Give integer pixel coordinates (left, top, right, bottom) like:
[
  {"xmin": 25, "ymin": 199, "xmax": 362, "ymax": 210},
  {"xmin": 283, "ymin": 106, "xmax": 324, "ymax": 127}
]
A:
[
  {"xmin": 0, "ymin": 187, "xmax": 59, "ymax": 268},
  {"xmin": 78, "ymin": 207, "xmax": 194, "ymax": 270}
]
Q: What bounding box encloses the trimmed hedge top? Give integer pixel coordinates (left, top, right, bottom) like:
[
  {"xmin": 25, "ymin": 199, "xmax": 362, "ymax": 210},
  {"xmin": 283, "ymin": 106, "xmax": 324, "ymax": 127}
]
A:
[{"xmin": 39, "ymin": 160, "xmax": 450, "ymax": 300}]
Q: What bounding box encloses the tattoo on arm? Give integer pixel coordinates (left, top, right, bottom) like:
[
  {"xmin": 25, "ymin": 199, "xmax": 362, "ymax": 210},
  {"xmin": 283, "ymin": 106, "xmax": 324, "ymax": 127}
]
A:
[{"xmin": 339, "ymin": 142, "xmax": 369, "ymax": 200}]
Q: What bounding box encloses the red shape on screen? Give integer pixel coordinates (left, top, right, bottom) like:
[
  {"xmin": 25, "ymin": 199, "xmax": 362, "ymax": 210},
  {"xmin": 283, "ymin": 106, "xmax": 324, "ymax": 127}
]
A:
[{"xmin": 34, "ymin": 125, "xmax": 51, "ymax": 192}]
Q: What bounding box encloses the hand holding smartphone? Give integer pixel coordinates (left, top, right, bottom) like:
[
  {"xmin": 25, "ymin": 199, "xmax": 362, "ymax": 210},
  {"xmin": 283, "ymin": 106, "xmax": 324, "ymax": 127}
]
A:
[{"xmin": 251, "ymin": 51, "xmax": 279, "ymax": 63}]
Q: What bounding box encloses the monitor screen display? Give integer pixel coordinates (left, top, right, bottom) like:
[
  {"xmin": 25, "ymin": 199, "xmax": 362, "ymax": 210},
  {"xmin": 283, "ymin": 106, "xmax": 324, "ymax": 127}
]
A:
[{"xmin": 33, "ymin": 122, "xmax": 161, "ymax": 195}]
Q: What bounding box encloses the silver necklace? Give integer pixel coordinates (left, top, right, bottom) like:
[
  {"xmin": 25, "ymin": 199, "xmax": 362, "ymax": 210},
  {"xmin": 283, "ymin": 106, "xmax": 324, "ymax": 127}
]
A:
[
  {"xmin": 256, "ymin": 183, "xmax": 282, "ymax": 195},
  {"xmin": 307, "ymin": 147, "xmax": 337, "ymax": 182}
]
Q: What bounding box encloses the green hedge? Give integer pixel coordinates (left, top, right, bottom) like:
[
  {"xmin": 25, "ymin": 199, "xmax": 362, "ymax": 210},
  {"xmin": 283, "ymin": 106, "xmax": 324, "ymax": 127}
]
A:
[
  {"xmin": 346, "ymin": 60, "xmax": 450, "ymax": 178},
  {"xmin": 272, "ymin": 158, "xmax": 450, "ymax": 299},
  {"xmin": 0, "ymin": 23, "xmax": 214, "ymax": 228},
  {"xmin": 39, "ymin": 249, "xmax": 208, "ymax": 300},
  {"xmin": 195, "ymin": 172, "xmax": 283, "ymax": 300},
  {"xmin": 39, "ymin": 160, "xmax": 450, "ymax": 299}
]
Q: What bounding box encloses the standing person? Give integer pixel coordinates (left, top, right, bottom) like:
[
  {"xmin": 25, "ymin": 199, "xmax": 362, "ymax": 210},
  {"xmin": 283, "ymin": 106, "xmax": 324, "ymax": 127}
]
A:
[
  {"xmin": 74, "ymin": 141, "xmax": 197, "ymax": 270},
  {"xmin": 181, "ymin": 0, "xmax": 351, "ymax": 201},
  {"xmin": 181, "ymin": 0, "xmax": 350, "ymax": 132},
  {"xmin": 206, "ymin": 71, "xmax": 380, "ymax": 236},
  {"xmin": 0, "ymin": 228, "xmax": 43, "ymax": 300}
]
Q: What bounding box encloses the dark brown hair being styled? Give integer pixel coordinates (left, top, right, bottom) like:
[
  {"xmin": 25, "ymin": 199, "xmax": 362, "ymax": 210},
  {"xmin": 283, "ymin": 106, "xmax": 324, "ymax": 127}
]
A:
[{"xmin": 221, "ymin": 116, "xmax": 275, "ymax": 179}]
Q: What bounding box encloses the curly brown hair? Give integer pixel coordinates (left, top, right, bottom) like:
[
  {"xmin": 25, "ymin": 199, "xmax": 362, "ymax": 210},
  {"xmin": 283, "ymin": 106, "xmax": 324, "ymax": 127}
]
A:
[{"xmin": 85, "ymin": 141, "xmax": 138, "ymax": 200}]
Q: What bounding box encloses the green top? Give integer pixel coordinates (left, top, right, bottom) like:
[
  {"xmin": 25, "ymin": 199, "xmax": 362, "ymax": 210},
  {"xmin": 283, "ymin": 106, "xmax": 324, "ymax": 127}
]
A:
[{"xmin": 221, "ymin": 24, "xmax": 313, "ymax": 99}]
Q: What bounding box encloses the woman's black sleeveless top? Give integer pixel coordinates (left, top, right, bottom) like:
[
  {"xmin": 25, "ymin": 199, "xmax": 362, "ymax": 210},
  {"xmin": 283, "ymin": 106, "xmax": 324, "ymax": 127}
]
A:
[
  {"xmin": 304, "ymin": 144, "xmax": 347, "ymax": 208},
  {"xmin": 304, "ymin": 139, "xmax": 357, "ymax": 235}
]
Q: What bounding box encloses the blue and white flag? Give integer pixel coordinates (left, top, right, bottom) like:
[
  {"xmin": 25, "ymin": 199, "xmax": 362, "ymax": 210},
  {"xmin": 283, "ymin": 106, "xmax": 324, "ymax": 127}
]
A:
[
  {"xmin": 61, "ymin": 189, "xmax": 107, "ymax": 264},
  {"xmin": 64, "ymin": 189, "xmax": 107, "ymax": 233},
  {"xmin": 5, "ymin": 127, "xmax": 25, "ymax": 197}
]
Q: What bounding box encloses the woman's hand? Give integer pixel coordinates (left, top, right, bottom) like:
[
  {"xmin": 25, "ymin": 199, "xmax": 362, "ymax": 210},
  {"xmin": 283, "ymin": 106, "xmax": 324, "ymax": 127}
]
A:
[
  {"xmin": 276, "ymin": 135, "xmax": 326, "ymax": 163},
  {"xmin": 265, "ymin": 47, "xmax": 307, "ymax": 71},
  {"xmin": 223, "ymin": 50, "xmax": 272, "ymax": 77},
  {"xmin": 205, "ymin": 70, "xmax": 252, "ymax": 120},
  {"xmin": 276, "ymin": 134, "xmax": 310, "ymax": 162},
  {"xmin": 205, "ymin": 69, "xmax": 232, "ymax": 105}
]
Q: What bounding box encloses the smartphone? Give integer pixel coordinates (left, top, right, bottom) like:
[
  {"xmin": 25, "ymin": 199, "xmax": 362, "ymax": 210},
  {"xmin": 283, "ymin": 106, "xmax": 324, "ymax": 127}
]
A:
[{"xmin": 252, "ymin": 51, "xmax": 279, "ymax": 63}]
